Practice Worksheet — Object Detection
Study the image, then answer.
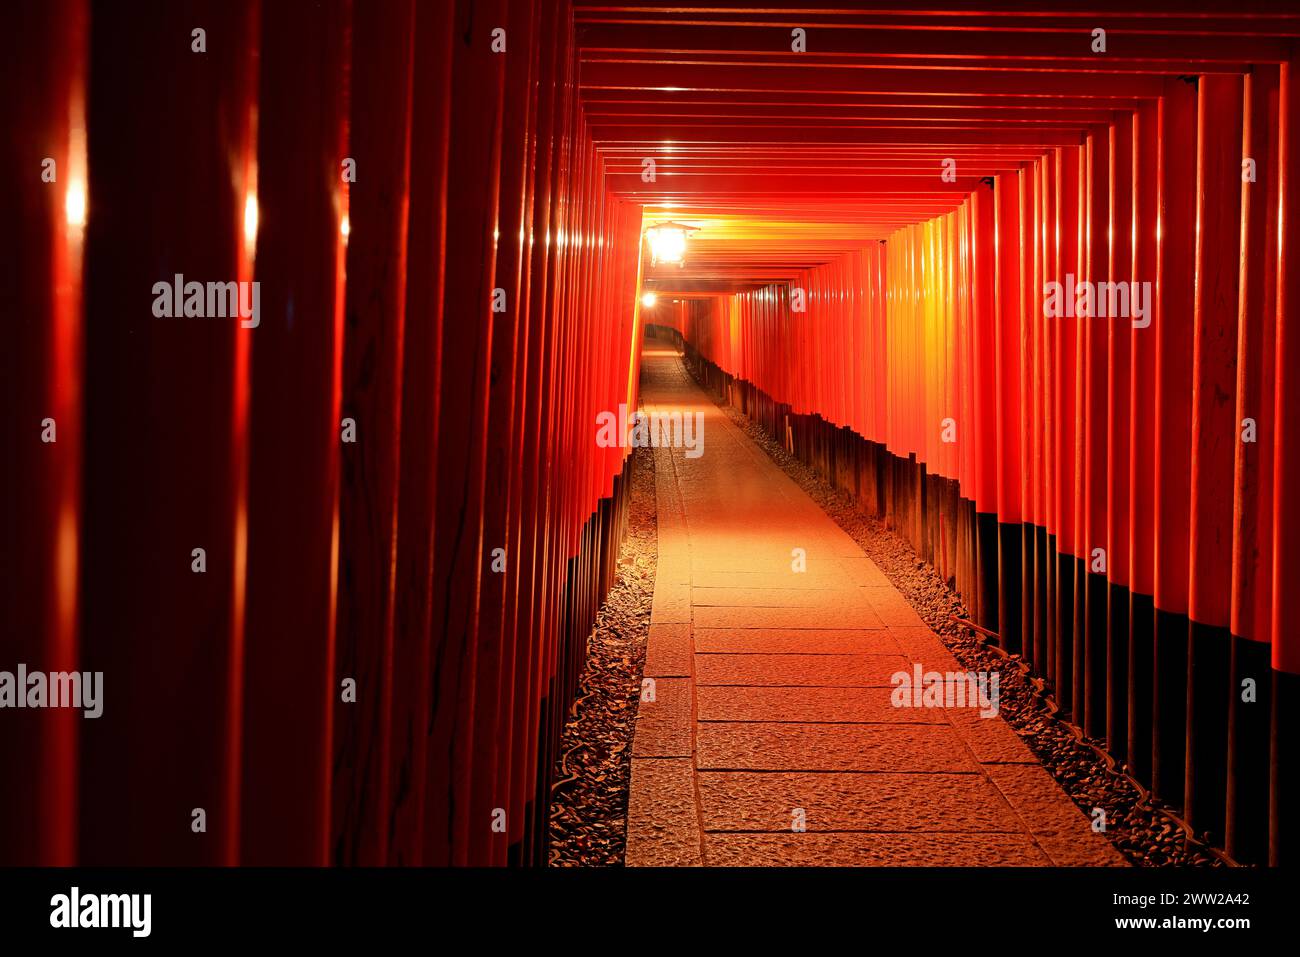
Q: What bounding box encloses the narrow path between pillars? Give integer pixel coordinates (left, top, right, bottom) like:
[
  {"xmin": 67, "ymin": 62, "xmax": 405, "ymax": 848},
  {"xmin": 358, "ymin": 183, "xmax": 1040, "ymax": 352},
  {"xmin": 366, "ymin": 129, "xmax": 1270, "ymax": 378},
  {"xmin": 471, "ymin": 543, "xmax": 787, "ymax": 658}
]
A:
[{"xmin": 626, "ymin": 338, "xmax": 1126, "ymax": 867}]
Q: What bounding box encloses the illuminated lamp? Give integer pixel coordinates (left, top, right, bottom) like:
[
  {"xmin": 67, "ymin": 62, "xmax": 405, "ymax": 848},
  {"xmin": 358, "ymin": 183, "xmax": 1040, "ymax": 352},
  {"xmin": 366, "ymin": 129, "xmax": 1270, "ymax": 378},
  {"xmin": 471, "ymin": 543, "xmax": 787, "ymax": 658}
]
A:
[{"xmin": 645, "ymin": 221, "xmax": 697, "ymax": 268}]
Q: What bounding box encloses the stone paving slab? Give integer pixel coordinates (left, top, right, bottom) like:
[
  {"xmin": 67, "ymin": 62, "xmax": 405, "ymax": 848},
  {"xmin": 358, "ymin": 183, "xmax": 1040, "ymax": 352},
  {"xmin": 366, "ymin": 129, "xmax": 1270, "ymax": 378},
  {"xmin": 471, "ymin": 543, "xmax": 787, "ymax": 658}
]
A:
[
  {"xmin": 624, "ymin": 344, "xmax": 1126, "ymax": 867},
  {"xmin": 631, "ymin": 677, "xmax": 693, "ymax": 758},
  {"xmin": 650, "ymin": 585, "xmax": 692, "ymax": 624},
  {"xmin": 945, "ymin": 706, "xmax": 1040, "ymax": 764},
  {"xmin": 691, "ymin": 569, "xmax": 858, "ymax": 590},
  {"xmin": 654, "ymin": 556, "xmax": 692, "ymax": 588},
  {"xmin": 698, "ymin": 771, "xmax": 1027, "ymax": 832},
  {"xmin": 984, "ymin": 764, "xmax": 1130, "ymax": 866},
  {"xmin": 704, "ymin": 832, "xmax": 1053, "ymax": 867},
  {"xmin": 695, "ymin": 653, "xmax": 909, "ymax": 687},
  {"xmin": 693, "ymin": 604, "xmax": 885, "ymax": 630},
  {"xmin": 830, "ymin": 557, "xmax": 896, "ymax": 587},
  {"xmin": 693, "ymin": 628, "xmax": 902, "ymax": 655},
  {"xmin": 861, "ymin": 586, "xmax": 930, "ymax": 627},
  {"xmin": 644, "ymin": 623, "xmax": 693, "ymax": 678},
  {"xmin": 627, "ymin": 758, "xmax": 702, "ymax": 866},
  {"xmin": 887, "ymin": 625, "xmax": 966, "ymax": 672},
  {"xmin": 697, "ymin": 685, "xmax": 944, "ymax": 723},
  {"xmin": 697, "ymin": 723, "xmax": 981, "ymax": 773},
  {"xmin": 691, "ymin": 586, "xmax": 879, "ymax": 609}
]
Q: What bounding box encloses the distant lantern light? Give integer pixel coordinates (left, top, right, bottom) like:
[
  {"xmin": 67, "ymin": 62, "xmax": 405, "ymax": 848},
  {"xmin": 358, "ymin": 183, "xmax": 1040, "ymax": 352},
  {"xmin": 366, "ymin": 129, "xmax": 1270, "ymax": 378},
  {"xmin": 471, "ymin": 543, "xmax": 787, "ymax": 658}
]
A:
[
  {"xmin": 645, "ymin": 221, "xmax": 696, "ymax": 268},
  {"xmin": 641, "ymin": 291, "xmax": 657, "ymax": 309},
  {"xmin": 243, "ymin": 194, "xmax": 259, "ymax": 245},
  {"xmin": 64, "ymin": 181, "xmax": 87, "ymax": 228}
]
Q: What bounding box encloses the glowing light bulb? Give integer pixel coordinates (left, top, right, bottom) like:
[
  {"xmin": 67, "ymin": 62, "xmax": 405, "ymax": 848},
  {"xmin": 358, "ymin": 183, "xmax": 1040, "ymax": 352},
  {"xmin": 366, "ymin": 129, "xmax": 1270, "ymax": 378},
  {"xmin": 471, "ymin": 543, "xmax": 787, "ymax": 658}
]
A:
[
  {"xmin": 647, "ymin": 224, "xmax": 688, "ymax": 266},
  {"xmin": 65, "ymin": 181, "xmax": 86, "ymax": 227},
  {"xmin": 641, "ymin": 291, "xmax": 657, "ymax": 309},
  {"xmin": 243, "ymin": 194, "xmax": 259, "ymax": 245}
]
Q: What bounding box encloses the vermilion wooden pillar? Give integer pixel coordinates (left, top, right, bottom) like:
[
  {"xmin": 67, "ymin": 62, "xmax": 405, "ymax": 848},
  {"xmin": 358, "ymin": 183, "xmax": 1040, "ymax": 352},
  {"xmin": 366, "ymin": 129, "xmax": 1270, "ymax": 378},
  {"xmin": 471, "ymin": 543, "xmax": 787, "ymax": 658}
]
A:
[
  {"xmin": 0, "ymin": 0, "xmax": 87, "ymax": 867},
  {"xmin": 241, "ymin": 0, "xmax": 349, "ymax": 865},
  {"xmin": 473, "ymin": 0, "xmax": 538, "ymax": 868},
  {"xmin": 1228, "ymin": 64, "xmax": 1280, "ymax": 868},
  {"xmin": 494, "ymin": 0, "xmax": 544, "ymax": 867},
  {"xmin": 78, "ymin": 0, "xmax": 258, "ymax": 865},
  {"xmin": 1185, "ymin": 73, "xmax": 1243, "ymax": 845},
  {"xmin": 333, "ymin": 0, "xmax": 415, "ymax": 867},
  {"xmin": 1080, "ymin": 126, "xmax": 1109, "ymax": 740},
  {"xmin": 1039, "ymin": 155, "xmax": 1058, "ymax": 687},
  {"xmin": 970, "ymin": 182, "xmax": 998, "ymax": 634},
  {"xmin": 513, "ymin": 0, "xmax": 564, "ymax": 864},
  {"xmin": 527, "ymin": 0, "xmax": 575, "ymax": 865},
  {"xmin": 993, "ymin": 172, "xmax": 1022, "ymax": 654},
  {"xmin": 1106, "ymin": 113, "xmax": 1135, "ymax": 763},
  {"xmin": 1151, "ymin": 76, "xmax": 1198, "ymax": 809},
  {"xmin": 1271, "ymin": 58, "xmax": 1300, "ymax": 868},
  {"xmin": 387, "ymin": 0, "xmax": 453, "ymax": 865},
  {"xmin": 426, "ymin": 0, "xmax": 508, "ymax": 867},
  {"xmin": 533, "ymin": 30, "xmax": 573, "ymax": 863},
  {"xmin": 1019, "ymin": 167, "xmax": 1039, "ymax": 671},
  {"xmin": 1128, "ymin": 100, "xmax": 1161, "ymax": 789},
  {"xmin": 1053, "ymin": 145, "xmax": 1079, "ymax": 715}
]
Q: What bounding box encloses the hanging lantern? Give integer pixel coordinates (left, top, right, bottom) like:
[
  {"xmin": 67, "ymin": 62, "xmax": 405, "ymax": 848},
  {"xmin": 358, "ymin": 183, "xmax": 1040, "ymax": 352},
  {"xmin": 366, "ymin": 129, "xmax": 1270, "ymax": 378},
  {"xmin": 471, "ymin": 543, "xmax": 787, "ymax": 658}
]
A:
[{"xmin": 645, "ymin": 221, "xmax": 697, "ymax": 268}]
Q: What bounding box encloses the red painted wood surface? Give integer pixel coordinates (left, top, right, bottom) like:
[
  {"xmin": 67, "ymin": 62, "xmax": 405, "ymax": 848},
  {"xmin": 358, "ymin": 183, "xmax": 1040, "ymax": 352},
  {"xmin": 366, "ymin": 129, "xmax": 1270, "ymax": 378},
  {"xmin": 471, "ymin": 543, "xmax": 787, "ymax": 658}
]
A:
[
  {"xmin": 1, "ymin": 0, "xmax": 88, "ymax": 867},
  {"xmin": 4, "ymin": 0, "xmax": 1299, "ymax": 868},
  {"xmin": 242, "ymin": 0, "xmax": 348, "ymax": 865}
]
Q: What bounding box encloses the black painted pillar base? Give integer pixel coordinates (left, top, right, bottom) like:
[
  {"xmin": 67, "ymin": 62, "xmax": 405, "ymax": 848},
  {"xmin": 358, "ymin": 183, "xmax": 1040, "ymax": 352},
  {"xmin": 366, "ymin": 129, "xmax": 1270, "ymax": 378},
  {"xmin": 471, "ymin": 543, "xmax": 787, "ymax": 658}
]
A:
[
  {"xmin": 1106, "ymin": 581, "xmax": 1130, "ymax": 763},
  {"xmin": 1184, "ymin": 620, "xmax": 1230, "ymax": 845},
  {"xmin": 997, "ymin": 520, "xmax": 1022, "ymax": 654},
  {"xmin": 1084, "ymin": 567, "xmax": 1108, "ymax": 740},
  {"xmin": 1271, "ymin": 668, "xmax": 1299, "ymax": 866},
  {"xmin": 1054, "ymin": 552, "xmax": 1075, "ymax": 718},
  {"xmin": 1018, "ymin": 523, "xmax": 1035, "ymax": 669},
  {"xmin": 1152, "ymin": 607, "xmax": 1188, "ymax": 808},
  {"xmin": 1226, "ymin": 635, "xmax": 1270, "ymax": 865},
  {"xmin": 957, "ymin": 498, "xmax": 976, "ymax": 614},
  {"xmin": 1044, "ymin": 533, "xmax": 1058, "ymax": 692},
  {"xmin": 1072, "ymin": 558, "xmax": 1087, "ymax": 730},
  {"xmin": 1032, "ymin": 526, "xmax": 1049, "ymax": 675},
  {"xmin": 975, "ymin": 510, "xmax": 1000, "ymax": 636},
  {"xmin": 1128, "ymin": 590, "xmax": 1155, "ymax": 786}
]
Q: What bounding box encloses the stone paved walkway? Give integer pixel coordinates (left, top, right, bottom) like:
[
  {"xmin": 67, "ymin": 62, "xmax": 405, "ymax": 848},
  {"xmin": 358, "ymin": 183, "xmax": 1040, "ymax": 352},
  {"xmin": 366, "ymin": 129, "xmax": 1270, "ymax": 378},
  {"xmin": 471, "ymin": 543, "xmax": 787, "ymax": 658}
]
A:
[{"xmin": 626, "ymin": 341, "xmax": 1126, "ymax": 867}]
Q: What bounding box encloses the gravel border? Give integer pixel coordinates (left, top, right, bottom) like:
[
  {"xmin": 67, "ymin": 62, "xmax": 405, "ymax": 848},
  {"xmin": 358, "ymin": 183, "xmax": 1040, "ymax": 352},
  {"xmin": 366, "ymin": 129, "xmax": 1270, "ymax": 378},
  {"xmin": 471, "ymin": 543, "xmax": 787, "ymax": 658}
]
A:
[
  {"xmin": 701, "ymin": 381, "xmax": 1221, "ymax": 868},
  {"xmin": 548, "ymin": 445, "xmax": 657, "ymax": 866}
]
